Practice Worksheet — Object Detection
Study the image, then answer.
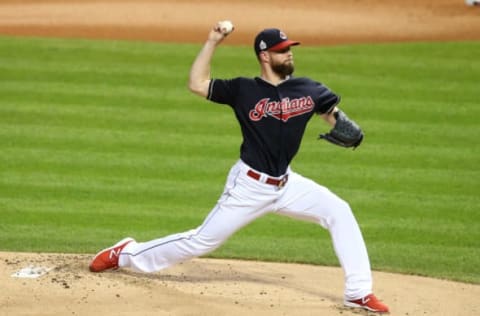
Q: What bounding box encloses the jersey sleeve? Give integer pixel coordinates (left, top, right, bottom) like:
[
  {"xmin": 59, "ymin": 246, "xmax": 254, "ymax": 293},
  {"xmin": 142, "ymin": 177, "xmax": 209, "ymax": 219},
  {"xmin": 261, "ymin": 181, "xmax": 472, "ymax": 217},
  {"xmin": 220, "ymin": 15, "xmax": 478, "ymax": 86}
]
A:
[
  {"xmin": 315, "ymin": 84, "xmax": 341, "ymax": 114},
  {"xmin": 207, "ymin": 78, "xmax": 237, "ymax": 106}
]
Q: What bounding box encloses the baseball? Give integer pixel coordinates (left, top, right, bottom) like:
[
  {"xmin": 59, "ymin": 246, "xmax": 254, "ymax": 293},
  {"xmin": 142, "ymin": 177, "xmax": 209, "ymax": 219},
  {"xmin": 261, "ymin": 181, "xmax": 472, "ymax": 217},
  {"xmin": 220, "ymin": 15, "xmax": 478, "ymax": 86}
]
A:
[{"xmin": 218, "ymin": 20, "xmax": 234, "ymax": 35}]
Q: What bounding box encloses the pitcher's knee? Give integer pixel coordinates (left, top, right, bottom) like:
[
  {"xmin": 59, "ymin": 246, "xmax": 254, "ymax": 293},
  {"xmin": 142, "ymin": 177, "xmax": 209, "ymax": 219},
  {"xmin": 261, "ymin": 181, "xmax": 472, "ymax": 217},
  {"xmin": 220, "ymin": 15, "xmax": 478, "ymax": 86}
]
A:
[
  {"xmin": 338, "ymin": 199, "xmax": 352, "ymax": 213},
  {"xmin": 186, "ymin": 234, "xmax": 224, "ymax": 257},
  {"xmin": 329, "ymin": 199, "xmax": 356, "ymax": 224}
]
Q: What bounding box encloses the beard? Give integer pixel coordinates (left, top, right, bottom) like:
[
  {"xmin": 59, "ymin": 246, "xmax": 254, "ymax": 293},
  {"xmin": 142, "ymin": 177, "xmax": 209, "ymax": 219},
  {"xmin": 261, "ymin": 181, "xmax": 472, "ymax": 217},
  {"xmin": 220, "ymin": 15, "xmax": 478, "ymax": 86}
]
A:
[{"xmin": 271, "ymin": 60, "xmax": 294, "ymax": 78}]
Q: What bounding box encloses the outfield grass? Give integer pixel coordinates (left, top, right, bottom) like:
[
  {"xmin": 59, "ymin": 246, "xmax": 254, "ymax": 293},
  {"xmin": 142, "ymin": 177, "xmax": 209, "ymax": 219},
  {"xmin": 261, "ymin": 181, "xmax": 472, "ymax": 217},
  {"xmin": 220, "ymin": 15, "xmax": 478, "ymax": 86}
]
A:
[{"xmin": 0, "ymin": 36, "xmax": 478, "ymax": 284}]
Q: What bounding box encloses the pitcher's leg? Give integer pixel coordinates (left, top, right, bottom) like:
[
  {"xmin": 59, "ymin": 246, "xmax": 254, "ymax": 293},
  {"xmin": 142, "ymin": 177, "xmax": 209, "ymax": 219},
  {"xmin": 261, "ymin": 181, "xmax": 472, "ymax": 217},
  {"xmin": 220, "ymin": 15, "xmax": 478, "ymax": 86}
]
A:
[
  {"xmin": 118, "ymin": 161, "xmax": 272, "ymax": 273},
  {"xmin": 119, "ymin": 201, "xmax": 247, "ymax": 272},
  {"xmin": 276, "ymin": 172, "xmax": 372, "ymax": 300}
]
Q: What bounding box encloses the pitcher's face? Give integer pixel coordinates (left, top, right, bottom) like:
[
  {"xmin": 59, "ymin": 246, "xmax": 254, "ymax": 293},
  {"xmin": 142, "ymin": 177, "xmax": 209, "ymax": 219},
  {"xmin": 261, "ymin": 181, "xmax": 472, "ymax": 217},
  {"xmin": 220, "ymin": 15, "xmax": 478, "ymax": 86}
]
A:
[{"xmin": 268, "ymin": 47, "xmax": 295, "ymax": 77}]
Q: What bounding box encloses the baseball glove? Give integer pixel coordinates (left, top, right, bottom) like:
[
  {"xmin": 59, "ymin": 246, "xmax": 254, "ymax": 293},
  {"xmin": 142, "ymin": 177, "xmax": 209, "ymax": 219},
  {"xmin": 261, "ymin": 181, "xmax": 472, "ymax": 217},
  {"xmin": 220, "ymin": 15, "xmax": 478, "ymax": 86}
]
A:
[{"xmin": 319, "ymin": 110, "xmax": 363, "ymax": 149}]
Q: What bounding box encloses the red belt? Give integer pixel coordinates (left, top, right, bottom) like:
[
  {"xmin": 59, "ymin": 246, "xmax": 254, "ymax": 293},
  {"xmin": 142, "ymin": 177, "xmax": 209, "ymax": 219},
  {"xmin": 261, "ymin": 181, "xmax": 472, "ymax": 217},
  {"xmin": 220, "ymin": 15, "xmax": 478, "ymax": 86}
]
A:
[{"xmin": 247, "ymin": 169, "xmax": 289, "ymax": 188}]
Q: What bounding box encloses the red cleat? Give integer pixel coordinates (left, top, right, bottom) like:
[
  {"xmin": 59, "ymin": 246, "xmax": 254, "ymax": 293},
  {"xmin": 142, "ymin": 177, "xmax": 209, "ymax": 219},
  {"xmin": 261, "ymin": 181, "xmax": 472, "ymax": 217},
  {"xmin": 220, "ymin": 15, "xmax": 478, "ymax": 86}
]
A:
[
  {"xmin": 89, "ymin": 237, "xmax": 134, "ymax": 272},
  {"xmin": 344, "ymin": 293, "xmax": 389, "ymax": 313}
]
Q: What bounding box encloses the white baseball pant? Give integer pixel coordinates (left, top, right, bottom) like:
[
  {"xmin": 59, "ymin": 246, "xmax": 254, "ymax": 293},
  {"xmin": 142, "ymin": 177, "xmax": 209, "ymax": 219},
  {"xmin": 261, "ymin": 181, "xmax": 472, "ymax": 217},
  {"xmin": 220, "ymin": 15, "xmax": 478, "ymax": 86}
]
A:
[{"xmin": 119, "ymin": 159, "xmax": 373, "ymax": 300}]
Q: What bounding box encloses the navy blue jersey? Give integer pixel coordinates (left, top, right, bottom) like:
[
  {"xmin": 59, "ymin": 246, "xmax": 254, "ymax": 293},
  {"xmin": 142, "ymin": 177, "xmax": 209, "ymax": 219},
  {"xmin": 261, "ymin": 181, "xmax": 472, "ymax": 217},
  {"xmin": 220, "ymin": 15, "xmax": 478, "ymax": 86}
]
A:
[{"xmin": 207, "ymin": 76, "xmax": 340, "ymax": 177}]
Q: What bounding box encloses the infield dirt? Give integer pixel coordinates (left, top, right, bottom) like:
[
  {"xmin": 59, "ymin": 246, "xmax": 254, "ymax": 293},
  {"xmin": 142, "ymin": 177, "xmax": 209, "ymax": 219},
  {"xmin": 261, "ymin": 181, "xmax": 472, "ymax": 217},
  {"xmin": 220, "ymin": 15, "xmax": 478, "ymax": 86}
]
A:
[{"xmin": 1, "ymin": 1, "xmax": 479, "ymax": 315}]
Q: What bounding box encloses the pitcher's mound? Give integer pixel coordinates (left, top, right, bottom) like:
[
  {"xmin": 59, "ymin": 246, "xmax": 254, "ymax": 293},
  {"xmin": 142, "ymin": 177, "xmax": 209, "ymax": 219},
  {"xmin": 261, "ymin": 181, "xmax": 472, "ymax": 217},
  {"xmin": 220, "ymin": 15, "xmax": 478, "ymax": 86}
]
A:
[{"xmin": 1, "ymin": 252, "xmax": 479, "ymax": 315}]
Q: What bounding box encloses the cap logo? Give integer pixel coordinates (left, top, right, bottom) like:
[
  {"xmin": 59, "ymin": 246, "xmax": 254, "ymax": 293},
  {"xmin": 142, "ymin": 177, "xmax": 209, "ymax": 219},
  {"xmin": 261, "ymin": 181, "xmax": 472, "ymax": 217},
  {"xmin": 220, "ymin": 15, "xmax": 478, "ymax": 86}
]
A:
[
  {"xmin": 259, "ymin": 40, "xmax": 267, "ymax": 51},
  {"xmin": 279, "ymin": 31, "xmax": 287, "ymax": 40}
]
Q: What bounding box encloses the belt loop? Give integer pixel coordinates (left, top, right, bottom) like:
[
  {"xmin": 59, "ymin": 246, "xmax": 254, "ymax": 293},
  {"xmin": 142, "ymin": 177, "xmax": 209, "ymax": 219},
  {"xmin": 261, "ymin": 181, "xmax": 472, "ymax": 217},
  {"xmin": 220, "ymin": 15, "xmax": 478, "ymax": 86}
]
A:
[{"xmin": 259, "ymin": 173, "xmax": 268, "ymax": 183}]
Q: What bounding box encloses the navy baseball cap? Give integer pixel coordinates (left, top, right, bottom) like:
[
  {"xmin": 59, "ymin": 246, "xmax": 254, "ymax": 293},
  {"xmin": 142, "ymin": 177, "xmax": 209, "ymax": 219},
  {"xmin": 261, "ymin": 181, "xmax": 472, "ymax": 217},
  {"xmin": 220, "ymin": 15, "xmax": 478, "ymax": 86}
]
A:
[{"xmin": 254, "ymin": 28, "xmax": 300, "ymax": 55}]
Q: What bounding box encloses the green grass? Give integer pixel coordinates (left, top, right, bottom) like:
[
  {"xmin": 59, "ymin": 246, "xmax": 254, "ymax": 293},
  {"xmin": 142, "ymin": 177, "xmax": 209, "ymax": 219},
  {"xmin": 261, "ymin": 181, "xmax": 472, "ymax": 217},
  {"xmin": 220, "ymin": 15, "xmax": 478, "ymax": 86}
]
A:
[{"xmin": 0, "ymin": 36, "xmax": 479, "ymax": 284}]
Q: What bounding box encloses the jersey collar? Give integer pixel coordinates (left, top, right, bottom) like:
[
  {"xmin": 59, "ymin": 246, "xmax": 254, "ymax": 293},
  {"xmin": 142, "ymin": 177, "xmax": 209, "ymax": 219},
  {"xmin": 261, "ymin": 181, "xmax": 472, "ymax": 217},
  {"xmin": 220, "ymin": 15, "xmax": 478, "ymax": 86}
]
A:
[{"xmin": 256, "ymin": 75, "xmax": 292, "ymax": 87}]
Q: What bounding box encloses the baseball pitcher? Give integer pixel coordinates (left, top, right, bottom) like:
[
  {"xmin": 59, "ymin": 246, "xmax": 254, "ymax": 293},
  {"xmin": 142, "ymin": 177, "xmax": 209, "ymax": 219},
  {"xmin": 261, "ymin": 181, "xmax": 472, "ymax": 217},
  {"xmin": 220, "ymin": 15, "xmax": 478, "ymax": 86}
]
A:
[{"xmin": 90, "ymin": 21, "xmax": 389, "ymax": 314}]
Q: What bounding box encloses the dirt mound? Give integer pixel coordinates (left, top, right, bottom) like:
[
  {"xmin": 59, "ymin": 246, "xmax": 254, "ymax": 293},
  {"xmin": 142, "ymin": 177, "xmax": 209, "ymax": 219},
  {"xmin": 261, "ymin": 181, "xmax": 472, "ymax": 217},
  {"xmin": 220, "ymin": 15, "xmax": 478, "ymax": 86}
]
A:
[{"xmin": 2, "ymin": 252, "xmax": 480, "ymax": 316}]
